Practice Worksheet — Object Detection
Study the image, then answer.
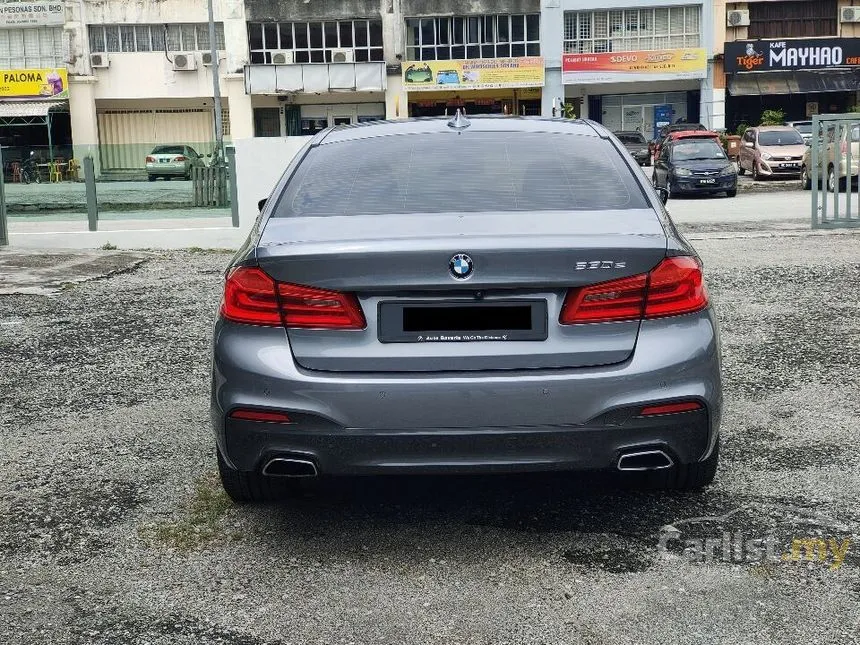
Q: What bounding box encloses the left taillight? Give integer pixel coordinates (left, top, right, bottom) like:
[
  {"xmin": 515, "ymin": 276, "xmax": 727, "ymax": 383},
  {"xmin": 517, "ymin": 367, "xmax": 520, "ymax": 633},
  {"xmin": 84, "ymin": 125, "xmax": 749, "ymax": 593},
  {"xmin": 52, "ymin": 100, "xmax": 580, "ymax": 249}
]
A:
[
  {"xmin": 560, "ymin": 256, "xmax": 708, "ymax": 325},
  {"xmin": 145, "ymin": 155, "xmax": 155, "ymax": 163},
  {"xmin": 220, "ymin": 266, "xmax": 365, "ymax": 329}
]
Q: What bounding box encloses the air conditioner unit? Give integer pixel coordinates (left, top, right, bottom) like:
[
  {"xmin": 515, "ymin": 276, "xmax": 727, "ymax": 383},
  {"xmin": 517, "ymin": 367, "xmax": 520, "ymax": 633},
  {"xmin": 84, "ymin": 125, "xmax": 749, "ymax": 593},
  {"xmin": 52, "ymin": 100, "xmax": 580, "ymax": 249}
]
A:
[
  {"xmin": 201, "ymin": 51, "xmax": 217, "ymax": 66},
  {"xmin": 90, "ymin": 53, "xmax": 110, "ymax": 68},
  {"xmin": 727, "ymin": 10, "xmax": 750, "ymax": 27},
  {"xmin": 331, "ymin": 48, "xmax": 355, "ymax": 63},
  {"xmin": 271, "ymin": 50, "xmax": 295, "ymax": 65},
  {"xmin": 172, "ymin": 52, "xmax": 197, "ymax": 71},
  {"xmin": 841, "ymin": 7, "xmax": 860, "ymax": 23}
]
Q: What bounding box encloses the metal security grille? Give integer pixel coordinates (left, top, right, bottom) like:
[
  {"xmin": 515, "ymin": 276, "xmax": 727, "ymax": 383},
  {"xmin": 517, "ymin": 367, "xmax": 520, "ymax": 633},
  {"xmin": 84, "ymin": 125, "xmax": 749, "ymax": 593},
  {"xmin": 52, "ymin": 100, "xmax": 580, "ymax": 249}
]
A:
[
  {"xmin": 563, "ymin": 7, "xmax": 700, "ymax": 54},
  {"xmin": 248, "ymin": 20, "xmax": 384, "ymax": 63},
  {"xmin": 89, "ymin": 23, "xmax": 225, "ymax": 53},
  {"xmin": 810, "ymin": 114, "xmax": 860, "ymax": 229},
  {"xmin": 0, "ymin": 27, "xmax": 64, "ymax": 69},
  {"xmin": 405, "ymin": 14, "xmax": 540, "ymax": 60}
]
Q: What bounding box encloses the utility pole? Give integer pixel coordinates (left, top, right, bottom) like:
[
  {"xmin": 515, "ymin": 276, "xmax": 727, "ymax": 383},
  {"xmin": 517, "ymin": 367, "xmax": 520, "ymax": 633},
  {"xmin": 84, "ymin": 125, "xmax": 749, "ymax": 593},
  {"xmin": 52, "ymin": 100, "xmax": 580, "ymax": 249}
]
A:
[{"xmin": 207, "ymin": 0, "xmax": 224, "ymax": 164}]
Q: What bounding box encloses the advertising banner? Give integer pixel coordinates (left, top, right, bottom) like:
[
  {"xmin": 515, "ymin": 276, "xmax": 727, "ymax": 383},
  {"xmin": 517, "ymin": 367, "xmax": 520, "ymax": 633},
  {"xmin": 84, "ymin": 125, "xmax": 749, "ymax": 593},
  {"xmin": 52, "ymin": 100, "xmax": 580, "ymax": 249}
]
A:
[
  {"xmin": 402, "ymin": 57, "xmax": 545, "ymax": 92},
  {"xmin": 0, "ymin": 68, "xmax": 68, "ymax": 99},
  {"xmin": 724, "ymin": 39, "xmax": 860, "ymax": 73},
  {"xmin": 562, "ymin": 48, "xmax": 707, "ymax": 84},
  {"xmin": 0, "ymin": 0, "xmax": 65, "ymax": 27}
]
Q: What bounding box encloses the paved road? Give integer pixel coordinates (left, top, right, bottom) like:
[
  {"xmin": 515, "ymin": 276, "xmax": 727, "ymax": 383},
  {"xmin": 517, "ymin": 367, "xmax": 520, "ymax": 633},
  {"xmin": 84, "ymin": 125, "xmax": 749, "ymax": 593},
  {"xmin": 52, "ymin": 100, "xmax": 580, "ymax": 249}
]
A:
[{"xmin": 1, "ymin": 227, "xmax": 859, "ymax": 643}]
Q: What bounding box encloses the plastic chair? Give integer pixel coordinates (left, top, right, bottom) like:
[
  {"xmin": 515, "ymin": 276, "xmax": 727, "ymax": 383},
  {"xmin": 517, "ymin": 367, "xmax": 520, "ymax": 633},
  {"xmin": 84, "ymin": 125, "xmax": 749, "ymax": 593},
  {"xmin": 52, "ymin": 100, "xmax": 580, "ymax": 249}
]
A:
[
  {"xmin": 65, "ymin": 158, "xmax": 80, "ymax": 181},
  {"xmin": 49, "ymin": 161, "xmax": 63, "ymax": 183},
  {"xmin": 10, "ymin": 162, "xmax": 21, "ymax": 183}
]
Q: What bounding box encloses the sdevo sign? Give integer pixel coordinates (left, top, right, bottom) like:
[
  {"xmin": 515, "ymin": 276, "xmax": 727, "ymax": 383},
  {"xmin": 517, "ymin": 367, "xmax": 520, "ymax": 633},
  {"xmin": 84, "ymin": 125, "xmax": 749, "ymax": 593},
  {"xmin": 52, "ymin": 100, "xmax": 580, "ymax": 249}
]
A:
[{"xmin": 725, "ymin": 38, "xmax": 860, "ymax": 72}]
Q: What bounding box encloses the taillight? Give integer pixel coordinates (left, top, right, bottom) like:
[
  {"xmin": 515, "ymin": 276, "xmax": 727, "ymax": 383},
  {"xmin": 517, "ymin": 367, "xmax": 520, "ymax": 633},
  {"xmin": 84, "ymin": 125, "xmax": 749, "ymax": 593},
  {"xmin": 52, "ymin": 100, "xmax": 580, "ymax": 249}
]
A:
[
  {"xmin": 639, "ymin": 401, "xmax": 703, "ymax": 416},
  {"xmin": 145, "ymin": 155, "xmax": 155, "ymax": 163},
  {"xmin": 559, "ymin": 256, "xmax": 708, "ymax": 324},
  {"xmin": 173, "ymin": 155, "xmax": 187, "ymax": 162},
  {"xmin": 220, "ymin": 266, "xmax": 365, "ymax": 329}
]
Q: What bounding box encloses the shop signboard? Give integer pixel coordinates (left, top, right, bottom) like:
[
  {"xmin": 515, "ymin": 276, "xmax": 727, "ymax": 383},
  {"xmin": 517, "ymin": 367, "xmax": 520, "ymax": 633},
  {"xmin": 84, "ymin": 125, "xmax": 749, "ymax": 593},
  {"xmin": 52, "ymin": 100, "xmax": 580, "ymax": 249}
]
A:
[
  {"xmin": 402, "ymin": 57, "xmax": 544, "ymax": 92},
  {"xmin": 654, "ymin": 105, "xmax": 673, "ymax": 141},
  {"xmin": 562, "ymin": 48, "xmax": 707, "ymax": 84},
  {"xmin": 0, "ymin": 68, "xmax": 68, "ymax": 99},
  {"xmin": 0, "ymin": 0, "xmax": 65, "ymax": 27},
  {"xmin": 725, "ymin": 38, "xmax": 860, "ymax": 73}
]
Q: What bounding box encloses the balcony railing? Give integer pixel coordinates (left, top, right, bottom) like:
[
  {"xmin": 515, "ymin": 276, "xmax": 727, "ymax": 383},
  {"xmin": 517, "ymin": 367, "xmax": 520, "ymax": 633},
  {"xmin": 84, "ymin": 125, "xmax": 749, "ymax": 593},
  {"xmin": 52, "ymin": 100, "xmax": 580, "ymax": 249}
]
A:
[{"xmin": 244, "ymin": 62, "xmax": 386, "ymax": 94}]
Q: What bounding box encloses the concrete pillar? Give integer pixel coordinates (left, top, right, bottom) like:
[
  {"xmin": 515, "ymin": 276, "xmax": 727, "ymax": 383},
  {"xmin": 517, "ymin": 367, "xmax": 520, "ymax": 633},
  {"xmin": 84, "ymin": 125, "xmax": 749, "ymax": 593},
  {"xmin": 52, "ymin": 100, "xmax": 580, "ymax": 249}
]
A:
[
  {"xmin": 386, "ymin": 74, "xmax": 408, "ymax": 119},
  {"xmin": 540, "ymin": 1, "xmax": 565, "ymax": 117},
  {"xmin": 68, "ymin": 76, "xmax": 100, "ymax": 177},
  {"xmin": 224, "ymin": 74, "xmax": 254, "ymax": 139}
]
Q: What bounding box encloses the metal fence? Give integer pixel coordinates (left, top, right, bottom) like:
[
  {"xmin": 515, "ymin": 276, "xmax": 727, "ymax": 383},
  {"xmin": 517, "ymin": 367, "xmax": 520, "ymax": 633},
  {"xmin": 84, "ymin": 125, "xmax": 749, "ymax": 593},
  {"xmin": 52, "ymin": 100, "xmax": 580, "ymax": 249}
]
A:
[{"xmin": 810, "ymin": 113, "xmax": 860, "ymax": 229}]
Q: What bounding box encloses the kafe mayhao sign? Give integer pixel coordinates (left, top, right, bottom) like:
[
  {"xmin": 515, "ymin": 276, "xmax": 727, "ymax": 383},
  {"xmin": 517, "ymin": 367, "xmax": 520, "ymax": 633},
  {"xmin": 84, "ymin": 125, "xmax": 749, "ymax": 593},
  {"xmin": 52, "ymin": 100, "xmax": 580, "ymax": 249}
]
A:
[
  {"xmin": 724, "ymin": 38, "xmax": 860, "ymax": 73},
  {"xmin": 0, "ymin": 0, "xmax": 64, "ymax": 28}
]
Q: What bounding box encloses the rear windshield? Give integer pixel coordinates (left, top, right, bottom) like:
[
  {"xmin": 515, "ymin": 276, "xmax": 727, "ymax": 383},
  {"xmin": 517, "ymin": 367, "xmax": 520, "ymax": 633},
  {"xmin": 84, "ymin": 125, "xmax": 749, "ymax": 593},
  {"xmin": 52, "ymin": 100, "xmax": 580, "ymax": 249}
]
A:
[
  {"xmin": 616, "ymin": 132, "xmax": 646, "ymax": 144},
  {"xmin": 791, "ymin": 123, "xmax": 812, "ymax": 134},
  {"xmin": 758, "ymin": 130, "xmax": 804, "ymax": 146},
  {"xmin": 672, "ymin": 140, "xmax": 727, "ymax": 161},
  {"xmin": 274, "ymin": 132, "xmax": 648, "ymax": 217},
  {"xmin": 152, "ymin": 146, "xmax": 185, "ymax": 155}
]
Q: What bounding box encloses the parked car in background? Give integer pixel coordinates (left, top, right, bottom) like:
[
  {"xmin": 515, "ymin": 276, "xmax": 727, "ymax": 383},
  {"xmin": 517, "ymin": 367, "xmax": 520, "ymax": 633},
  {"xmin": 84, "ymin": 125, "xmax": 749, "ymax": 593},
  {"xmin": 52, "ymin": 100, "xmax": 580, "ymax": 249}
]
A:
[
  {"xmin": 738, "ymin": 126, "xmax": 806, "ymax": 180},
  {"xmin": 613, "ymin": 130, "xmax": 651, "ymax": 166},
  {"xmin": 785, "ymin": 120, "xmax": 813, "ymax": 144},
  {"xmin": 657, "ymin": 122, "xmax": 707, "ymax": 142},
  {"xmin": 145, "ymin": 145, "xmax": 206, "ymax": 181},
  {"xmin": 800, "ymin": 124, "xmax": 860, "ymax": 192},
  {"xmin": 652, "ymin": 136, "xmax": 737, "ymax": 197},
  {"xmin": 653, "ymin": 129, "xmax": 721, "ymax": 162},
  {"xmin": 212, "ymin": 116, "xmax": 722, "ymax": 503}
]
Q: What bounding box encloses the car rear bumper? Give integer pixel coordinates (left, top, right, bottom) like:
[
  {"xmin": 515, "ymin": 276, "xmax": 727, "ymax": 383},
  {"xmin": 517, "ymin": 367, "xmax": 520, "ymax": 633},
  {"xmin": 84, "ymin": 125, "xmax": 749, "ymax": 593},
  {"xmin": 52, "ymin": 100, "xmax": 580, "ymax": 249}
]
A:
[
  {"xmin": 211, "ymin": 310, "xmax": 722, "ymax": 476},
  {"xmin": 146, "ymin": 163, "xmax": 187, "ymax": 175}
]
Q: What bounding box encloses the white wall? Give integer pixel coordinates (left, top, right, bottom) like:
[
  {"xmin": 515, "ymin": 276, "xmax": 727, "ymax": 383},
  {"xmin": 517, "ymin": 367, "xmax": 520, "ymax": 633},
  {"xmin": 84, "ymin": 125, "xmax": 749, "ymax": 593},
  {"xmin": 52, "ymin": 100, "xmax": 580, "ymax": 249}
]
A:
[
  {"xmin": 91, "ymin": 53, "xmax": 228, "ymax": 99},
  {"xmin": 233, "ymin": 136, "xmax": 311, "ymax": 230}
]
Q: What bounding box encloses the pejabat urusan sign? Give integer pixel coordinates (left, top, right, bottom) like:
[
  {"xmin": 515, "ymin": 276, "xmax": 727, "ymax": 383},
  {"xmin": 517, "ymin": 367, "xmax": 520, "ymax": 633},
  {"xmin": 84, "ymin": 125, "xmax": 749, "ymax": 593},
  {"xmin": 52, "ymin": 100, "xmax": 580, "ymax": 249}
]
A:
[{"xmin": 0, "ymin": 0, "xmax": 64, "ymax": 28}]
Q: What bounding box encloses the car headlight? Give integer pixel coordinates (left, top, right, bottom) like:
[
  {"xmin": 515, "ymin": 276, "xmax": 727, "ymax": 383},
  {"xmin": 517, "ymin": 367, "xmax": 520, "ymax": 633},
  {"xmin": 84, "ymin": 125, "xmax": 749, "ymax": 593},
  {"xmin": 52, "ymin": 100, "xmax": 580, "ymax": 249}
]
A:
[
  {"xmin": 761, "ymin": 152, "xmax": 773, "ymax": 161},
  {"xmin": 719, "ymin": 165, "xmax": 736, "ymax": 177},
  {"xmin": 674, "ymin": 167, "xmax": 692, "ymax": 176}
]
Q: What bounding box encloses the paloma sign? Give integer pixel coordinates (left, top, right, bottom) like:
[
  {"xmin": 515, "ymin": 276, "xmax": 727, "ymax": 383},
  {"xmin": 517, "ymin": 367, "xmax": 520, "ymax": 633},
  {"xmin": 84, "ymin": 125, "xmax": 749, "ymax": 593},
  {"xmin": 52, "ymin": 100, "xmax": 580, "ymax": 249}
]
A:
[
  {"xmin": 725, "ymin": 38, "xmax": 860, "ymax": 73},
  {"xmin": 0, "ymin": 0, "xmax": 64, "ymax": 28}
]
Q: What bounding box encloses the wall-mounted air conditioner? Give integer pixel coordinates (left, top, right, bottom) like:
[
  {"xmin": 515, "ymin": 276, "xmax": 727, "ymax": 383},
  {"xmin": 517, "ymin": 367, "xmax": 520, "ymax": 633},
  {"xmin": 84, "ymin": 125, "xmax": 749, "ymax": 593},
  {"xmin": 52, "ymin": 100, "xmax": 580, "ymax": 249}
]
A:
[
  {"xmin": 331, "ymin": 48, "xmax": 355, "ymax": 63},
  {"xmin": 172, "ymin": 52, "xmax": 197, "ymax": 71},
  {"xmin": 271, "ymin": 50, "xmax": 295, "ymax": 65},
  {"xmin": 201, "ymin": 52, "xmax": 217, "ymax": 66},
  {"xmin": 841, "ymin": 7, "xmax": 860, "ymax": 23},
  {"xmin": 90, "ymin": 53, "xmax": 110, "ymax": 68},
  {"xmin": 727, "ymin": 10, "xmax": 750, "ymax": 27}
]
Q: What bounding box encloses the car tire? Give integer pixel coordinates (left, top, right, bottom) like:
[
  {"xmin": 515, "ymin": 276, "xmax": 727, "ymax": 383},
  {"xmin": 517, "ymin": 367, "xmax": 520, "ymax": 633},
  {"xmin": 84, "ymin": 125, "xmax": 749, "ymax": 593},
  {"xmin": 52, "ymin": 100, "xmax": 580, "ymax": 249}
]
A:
[
  {"xmin": 148, "ymin": 175, "xmax": 157, "ymax": 182},
  {"xmin": 216, "ymin": 449, "xmax": 302, "ymax": 503},
  {"xmin": 752, "ymin": 164, "xmax": 760, "ymax": 181},
  {"xmin": 827, "ymin": 166, "xmax": 839, "ymax": 193},
  {"xmin": 800, "ymin": 166, "xmax": 811, "ymax": 190},
  {"xmin": 737, "ymin": 164, "xmax": 745, "ymax": 176},
  {"xmin": 726, "ymin": 189, "xmax": 737, "ymax": 198}
]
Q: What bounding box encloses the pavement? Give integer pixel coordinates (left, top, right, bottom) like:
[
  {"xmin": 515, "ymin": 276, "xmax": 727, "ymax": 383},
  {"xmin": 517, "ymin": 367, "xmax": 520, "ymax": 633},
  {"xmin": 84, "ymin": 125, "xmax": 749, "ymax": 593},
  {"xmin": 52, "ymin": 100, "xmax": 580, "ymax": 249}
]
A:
[{"xmin": 1, "ymin": 209, "xmax": 859, "ymax": 643}]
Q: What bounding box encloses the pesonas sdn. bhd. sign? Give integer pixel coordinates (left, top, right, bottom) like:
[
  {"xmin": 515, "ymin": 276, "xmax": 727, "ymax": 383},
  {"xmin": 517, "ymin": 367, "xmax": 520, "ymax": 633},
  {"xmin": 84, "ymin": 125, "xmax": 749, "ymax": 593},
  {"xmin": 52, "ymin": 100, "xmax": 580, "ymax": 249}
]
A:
[
  {"xmin": 725, "ymin": 38, "xmax": 860, "ymax": 73},
  {"xmin": 0, "ymin": 0, "xmax": 64, "ymax": 28}
]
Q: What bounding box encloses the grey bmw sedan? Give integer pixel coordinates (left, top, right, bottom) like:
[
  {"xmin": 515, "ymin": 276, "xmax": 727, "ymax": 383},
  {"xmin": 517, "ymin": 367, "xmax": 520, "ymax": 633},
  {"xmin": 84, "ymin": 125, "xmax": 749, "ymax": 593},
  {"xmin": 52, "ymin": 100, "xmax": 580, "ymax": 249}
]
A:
[{"xmin": 211, "ymin": 115, "xmax": 722, "ymax": 502}]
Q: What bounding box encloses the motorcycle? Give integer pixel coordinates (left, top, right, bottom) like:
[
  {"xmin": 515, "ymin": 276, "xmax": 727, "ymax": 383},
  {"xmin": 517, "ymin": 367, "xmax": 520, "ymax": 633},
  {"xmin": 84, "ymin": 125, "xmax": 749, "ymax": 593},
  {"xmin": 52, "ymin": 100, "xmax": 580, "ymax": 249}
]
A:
[{"xmin": 20, "ymin": 151, "xmax": 41, "ymax": 184}]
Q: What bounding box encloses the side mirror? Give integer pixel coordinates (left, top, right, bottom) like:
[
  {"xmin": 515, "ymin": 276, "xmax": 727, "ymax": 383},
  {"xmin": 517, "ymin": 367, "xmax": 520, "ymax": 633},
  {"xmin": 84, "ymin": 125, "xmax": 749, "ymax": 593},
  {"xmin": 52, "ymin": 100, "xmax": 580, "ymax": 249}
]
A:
[
  {"xmin": 257, "ymin": 198, "xmax": 267, "ymax": 212},
  {"xmin": 656, "ymin": 187, "xmax": 669, "ymax": 205}
]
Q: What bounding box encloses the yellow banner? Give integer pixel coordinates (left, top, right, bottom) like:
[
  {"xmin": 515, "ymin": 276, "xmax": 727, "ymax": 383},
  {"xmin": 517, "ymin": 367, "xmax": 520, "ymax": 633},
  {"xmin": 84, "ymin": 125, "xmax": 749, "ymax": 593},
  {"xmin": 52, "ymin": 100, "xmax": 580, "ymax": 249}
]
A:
[
  {"xmin": 403, "ymin": 57, "xmax": 545, "ymax": 92},
  {"xmin": 0, "ymin": 68, "xmax": 68, "ymax": 99}
]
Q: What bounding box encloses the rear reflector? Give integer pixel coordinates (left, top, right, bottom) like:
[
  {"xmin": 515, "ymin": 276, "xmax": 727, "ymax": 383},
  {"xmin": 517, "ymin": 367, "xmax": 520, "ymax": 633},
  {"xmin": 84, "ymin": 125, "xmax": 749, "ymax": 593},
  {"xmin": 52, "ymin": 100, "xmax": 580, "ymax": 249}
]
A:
[
  {"xmin": 220, "ymin": 266, "xmax": 366, "ymax": 329},
  {"xmin": 560, "ymin": 256, "xmax": 708, "ymax": 324},
  {"xmin": 229, "ymin": 409, "xmax": 292, "ymax": 423},
  {"xmin": 639, "ymin": 401, "xmax": 703, "ymax": 416}
]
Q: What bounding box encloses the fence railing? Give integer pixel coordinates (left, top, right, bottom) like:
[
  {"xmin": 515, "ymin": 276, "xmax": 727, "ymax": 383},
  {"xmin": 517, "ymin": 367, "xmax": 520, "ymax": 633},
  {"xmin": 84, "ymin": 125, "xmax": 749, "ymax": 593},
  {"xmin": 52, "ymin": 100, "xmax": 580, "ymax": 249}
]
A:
[
  {"xmin": 810, "ymin": 113, "xmax": 860, "ymax": 229},
  {"xmin": 192, "ymin": 165, "xmax": 229, "ymax": 208}
]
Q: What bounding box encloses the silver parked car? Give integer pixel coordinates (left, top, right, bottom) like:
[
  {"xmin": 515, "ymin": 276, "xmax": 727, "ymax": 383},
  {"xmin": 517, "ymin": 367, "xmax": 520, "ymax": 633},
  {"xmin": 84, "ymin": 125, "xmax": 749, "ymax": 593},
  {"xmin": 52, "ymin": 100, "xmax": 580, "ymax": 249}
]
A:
[
  {"xmin": 211, "ymin": 116, "xmax": 722, "ymax": 502},
  {"xmin": 145, "ymin": 144, "xmax": 205, "ymax": 181}
]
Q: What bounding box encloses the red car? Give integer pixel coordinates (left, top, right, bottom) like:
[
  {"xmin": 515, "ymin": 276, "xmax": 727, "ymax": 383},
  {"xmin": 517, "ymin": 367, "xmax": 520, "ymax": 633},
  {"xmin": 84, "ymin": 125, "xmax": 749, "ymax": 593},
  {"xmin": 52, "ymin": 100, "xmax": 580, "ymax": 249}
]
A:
[{"xmin": 653, "ymin": 130, "xmax": 722, "ymax": 164}]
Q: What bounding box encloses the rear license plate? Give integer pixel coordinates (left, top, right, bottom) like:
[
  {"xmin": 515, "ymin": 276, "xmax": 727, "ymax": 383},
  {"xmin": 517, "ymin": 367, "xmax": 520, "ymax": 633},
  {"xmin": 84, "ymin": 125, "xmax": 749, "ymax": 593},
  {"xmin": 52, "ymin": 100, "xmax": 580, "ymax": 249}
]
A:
[
  {"xmin": 159, "ymin": 159, "xmax": 169, "ymax": 163},
  {"xmin": 699, "ymin": 178, "xmax": 716, "ymax": 184},
  {"xmin": 378, "ymin": 300, "xmax": 548, "ymax": 343}
]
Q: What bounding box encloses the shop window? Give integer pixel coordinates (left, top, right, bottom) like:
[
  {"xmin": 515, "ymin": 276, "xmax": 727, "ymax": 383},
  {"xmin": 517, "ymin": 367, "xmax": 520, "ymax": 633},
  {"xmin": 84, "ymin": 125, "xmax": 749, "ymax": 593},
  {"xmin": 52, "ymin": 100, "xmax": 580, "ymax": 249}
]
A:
[
  {"xmin": 0, "ymin": 27, "xmax": 64, "ymax": 69},
  {"xmin": 253, "ymin": 108, "xmax": 281, "ymax": 138},
  {"xmin": 88, "ymin": 23, "xmax": 225, "ymax": 53},
  {"xmin": 564, "ymin": 6, "xmax": 700, "ymax": 53},
  {"xmin": 405, "ymin": 14, "xmax": 540, "ymax": 61},
  {"xmin": 247, "ymin": 20, "xmax": 384, "ymax": 65},
  {"xmin": 748, "ymin": 0, "xmax": 836, "ymax": 38}
]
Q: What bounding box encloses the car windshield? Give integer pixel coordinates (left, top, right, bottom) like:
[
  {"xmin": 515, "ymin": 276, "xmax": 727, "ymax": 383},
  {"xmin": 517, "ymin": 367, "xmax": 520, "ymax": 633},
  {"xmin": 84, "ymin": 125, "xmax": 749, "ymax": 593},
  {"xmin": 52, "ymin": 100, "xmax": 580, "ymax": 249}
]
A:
[
  {"xmin": 758, "ymin": 131, "xmax": 804, "ymax": 146},
  {"xmin": 274, "ymin": 132, "xmax": 649, "ymax": 216},
  {"xmin": 152, "ymin": 146, "xmax": 185, "ymax": 155},
  {"xmin": 672, "ymin": 140, "xmax": 727, "ymax": 161},
  {"xmin": 616, "ymin": 133, "xmax": 646, "ymax": 145}
]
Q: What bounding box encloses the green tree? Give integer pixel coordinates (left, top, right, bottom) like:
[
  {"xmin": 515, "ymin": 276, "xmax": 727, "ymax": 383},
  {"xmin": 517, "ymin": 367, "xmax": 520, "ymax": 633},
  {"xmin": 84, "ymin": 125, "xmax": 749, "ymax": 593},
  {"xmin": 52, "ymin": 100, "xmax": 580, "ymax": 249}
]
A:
[{"xmin": 760, "ymin": 109, "xmax": 786, "ymax": 126}]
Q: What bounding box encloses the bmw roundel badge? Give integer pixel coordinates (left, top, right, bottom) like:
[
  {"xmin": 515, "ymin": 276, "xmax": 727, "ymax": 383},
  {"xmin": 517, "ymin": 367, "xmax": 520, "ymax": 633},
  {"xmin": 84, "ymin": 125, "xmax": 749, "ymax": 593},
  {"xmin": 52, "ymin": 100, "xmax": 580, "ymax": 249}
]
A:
[{"xmin": 449, "ymin": 253, "xmax": 474, "ymax": 280}]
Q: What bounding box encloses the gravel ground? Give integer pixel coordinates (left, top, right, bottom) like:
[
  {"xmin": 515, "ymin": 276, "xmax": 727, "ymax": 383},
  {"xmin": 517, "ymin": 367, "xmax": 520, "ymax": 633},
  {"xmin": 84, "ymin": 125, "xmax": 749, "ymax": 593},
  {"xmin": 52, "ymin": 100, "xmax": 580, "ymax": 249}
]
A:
[{"xmin": 1, "ymin": 232, "xmax": 859, "ymax": 644}]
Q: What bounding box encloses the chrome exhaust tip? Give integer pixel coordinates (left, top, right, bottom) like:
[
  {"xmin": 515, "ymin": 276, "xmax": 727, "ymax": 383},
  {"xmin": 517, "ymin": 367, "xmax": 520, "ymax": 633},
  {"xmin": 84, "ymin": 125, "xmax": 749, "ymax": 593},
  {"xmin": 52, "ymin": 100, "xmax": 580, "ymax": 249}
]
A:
[
  {"xmin": 617, "ymin": 450, "xmax": 674, "ymax": 471},
  {"xmin": 262, "ymin": 457, "xmax": 319, "ymax": 478}
]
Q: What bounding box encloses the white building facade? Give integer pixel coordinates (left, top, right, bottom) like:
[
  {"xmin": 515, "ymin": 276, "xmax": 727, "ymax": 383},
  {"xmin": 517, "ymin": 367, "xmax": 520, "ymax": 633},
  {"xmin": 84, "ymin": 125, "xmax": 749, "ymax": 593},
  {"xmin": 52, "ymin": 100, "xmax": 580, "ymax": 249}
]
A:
[{"xmin": 541, "ymin": 0, "xmax": 720, "ymax": 136}]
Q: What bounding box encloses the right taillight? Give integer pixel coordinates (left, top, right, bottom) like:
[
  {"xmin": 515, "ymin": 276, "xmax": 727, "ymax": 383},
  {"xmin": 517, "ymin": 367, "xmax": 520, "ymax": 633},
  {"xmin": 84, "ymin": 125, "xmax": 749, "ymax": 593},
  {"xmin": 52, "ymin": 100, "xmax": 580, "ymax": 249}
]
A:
[
  {"xmin": 560, "ymin": 256, "xmax": 708, "ymax": 325},
  {"xmin": 220, "ymin": 266, "xmax": 366, "ymax": 329},
  {"xmin": 145, "ymin": 156, "xmax": 155, "ymax": 163}
]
